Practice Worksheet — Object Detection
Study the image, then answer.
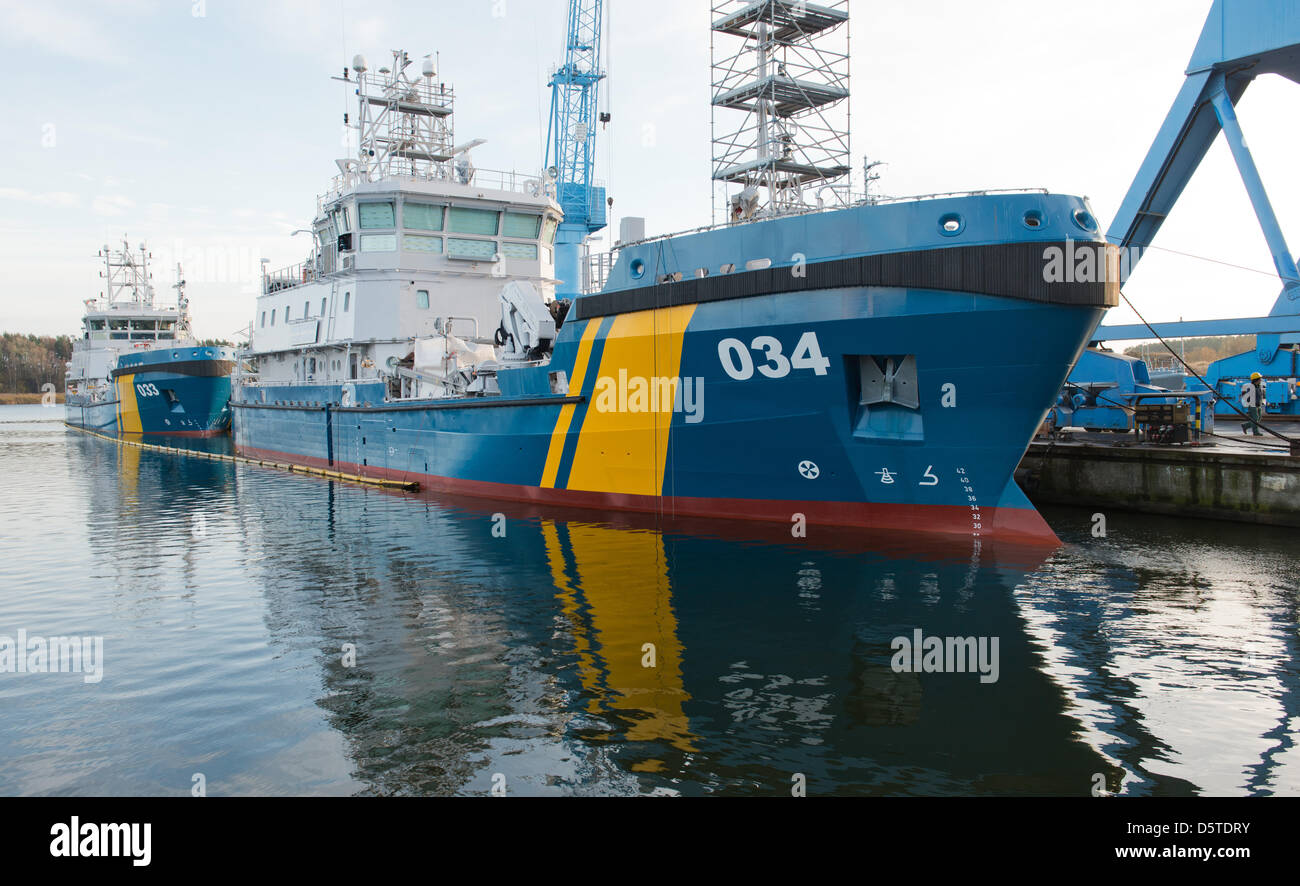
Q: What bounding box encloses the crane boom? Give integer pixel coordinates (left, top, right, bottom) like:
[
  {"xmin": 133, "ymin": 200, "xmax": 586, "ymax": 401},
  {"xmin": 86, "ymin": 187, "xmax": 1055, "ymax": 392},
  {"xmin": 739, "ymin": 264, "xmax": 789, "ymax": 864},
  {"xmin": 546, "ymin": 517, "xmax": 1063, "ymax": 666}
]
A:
[{"xmin": 545, "ymin": 0, "xmax": 608, "ymax": 298}]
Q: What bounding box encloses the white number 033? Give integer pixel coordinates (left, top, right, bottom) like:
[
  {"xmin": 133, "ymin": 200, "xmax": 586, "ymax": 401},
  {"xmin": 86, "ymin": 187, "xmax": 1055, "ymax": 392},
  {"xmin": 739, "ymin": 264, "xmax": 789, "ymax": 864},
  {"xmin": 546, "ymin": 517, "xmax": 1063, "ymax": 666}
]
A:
[{"xmin": 717, "ymin": 332, "xmax": 831, "ymax": 381}]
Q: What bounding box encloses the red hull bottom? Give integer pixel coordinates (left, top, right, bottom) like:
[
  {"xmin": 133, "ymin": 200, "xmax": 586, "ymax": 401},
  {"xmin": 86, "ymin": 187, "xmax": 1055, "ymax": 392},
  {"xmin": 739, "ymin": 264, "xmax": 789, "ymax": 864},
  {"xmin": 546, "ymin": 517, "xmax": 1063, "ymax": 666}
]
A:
[{"xmin": 237, "ymin": 444, "xmax": 1060, "ymax": 546}]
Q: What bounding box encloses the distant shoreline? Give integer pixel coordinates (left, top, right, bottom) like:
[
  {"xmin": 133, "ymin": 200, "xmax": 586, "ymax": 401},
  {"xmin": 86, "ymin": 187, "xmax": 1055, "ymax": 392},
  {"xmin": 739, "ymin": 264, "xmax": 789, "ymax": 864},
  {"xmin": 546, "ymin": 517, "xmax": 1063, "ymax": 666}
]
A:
[{"xmin": 0, "ymin": 393, "xmax": 65, "ymax": 405}]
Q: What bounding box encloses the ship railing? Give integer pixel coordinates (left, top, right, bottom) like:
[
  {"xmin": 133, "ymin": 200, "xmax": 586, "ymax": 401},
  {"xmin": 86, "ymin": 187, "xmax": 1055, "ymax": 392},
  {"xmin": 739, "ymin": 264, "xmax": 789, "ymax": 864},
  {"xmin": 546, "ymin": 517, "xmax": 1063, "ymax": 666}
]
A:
[
  {"xmin": 235, "ymin": 378, "xmax": 370, "ymax": 387},
  {"xmin": 862, "ymin": 187, "xmax": 1050, "ymax": 206},
  {"xmin": 316, "ymin": 166, "xmax": 557, "ymax": 211},
  {"xmin": 579, "ymin": 187, "xmax": 1054, "ymax": 294},
  {"xmin": 263, "ymin": 260, "xmax": 318, "ymax": 295}
]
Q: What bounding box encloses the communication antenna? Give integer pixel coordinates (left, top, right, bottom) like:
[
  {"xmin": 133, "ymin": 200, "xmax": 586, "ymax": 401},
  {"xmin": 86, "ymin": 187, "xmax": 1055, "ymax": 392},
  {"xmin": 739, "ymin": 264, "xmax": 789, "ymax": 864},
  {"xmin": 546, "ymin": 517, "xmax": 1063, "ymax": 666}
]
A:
[
  {"xmin": 332, "ymin": 48, "xmax": 456, "ymax": 182},
  {"xmin": 862, "ymin": 157, "xmax": 886, "ymax": 204}
]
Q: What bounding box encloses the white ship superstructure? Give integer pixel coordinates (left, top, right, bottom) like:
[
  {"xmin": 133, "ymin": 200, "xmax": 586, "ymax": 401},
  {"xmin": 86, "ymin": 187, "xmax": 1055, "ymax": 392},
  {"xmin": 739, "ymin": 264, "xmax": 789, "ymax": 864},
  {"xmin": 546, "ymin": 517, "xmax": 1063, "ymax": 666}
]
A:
[
  {"xmin": 66, "ymin": 241, "xmax": 194, "ymax": 404},
  {"xmin": 247, "ymin": 50, "xmax": 562, "ymax": 401},
  {"xmin": 65, "ymin": 241, "xmax": 235, "ymax": 437}
]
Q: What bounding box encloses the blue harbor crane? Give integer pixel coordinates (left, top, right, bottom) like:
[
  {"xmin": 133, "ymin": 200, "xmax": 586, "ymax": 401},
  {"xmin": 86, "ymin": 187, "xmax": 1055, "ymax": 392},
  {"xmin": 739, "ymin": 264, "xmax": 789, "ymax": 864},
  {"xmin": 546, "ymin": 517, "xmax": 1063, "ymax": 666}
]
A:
[
  {"xmin": 1057, "ymin": 0, "xmax": 1300, "ymax": 429},
  {"xmin": 545, "ymin": 0, "xmax": 608, "ymax": 298}
]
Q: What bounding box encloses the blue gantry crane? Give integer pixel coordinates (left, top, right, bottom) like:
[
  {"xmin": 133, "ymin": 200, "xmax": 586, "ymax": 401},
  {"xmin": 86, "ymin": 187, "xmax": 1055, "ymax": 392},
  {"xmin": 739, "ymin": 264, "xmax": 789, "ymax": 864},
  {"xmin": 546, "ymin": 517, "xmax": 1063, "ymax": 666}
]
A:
[
  {"xmin": 1058, "ymin": 0, "xmax": 1300, "ymax": 427},
  {"xmin": 545, "ymin": 0, "xmax": 608, "ymax": 298}
]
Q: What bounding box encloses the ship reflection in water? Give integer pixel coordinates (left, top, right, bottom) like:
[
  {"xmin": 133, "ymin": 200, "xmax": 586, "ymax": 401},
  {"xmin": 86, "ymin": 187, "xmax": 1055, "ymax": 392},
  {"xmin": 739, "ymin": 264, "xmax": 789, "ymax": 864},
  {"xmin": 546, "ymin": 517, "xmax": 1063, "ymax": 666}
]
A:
[{"xmin": 0, "ymin": 409, "xmax": 1296, "ymax": 795}]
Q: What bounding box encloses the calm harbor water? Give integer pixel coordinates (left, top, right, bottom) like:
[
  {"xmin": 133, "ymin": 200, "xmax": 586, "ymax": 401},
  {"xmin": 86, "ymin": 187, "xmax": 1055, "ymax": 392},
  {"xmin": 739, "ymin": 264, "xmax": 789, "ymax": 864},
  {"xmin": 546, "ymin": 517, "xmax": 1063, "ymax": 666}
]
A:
[{"xmin": 1, "ymin": 403, "xmax": 1296, "ymax": 796}]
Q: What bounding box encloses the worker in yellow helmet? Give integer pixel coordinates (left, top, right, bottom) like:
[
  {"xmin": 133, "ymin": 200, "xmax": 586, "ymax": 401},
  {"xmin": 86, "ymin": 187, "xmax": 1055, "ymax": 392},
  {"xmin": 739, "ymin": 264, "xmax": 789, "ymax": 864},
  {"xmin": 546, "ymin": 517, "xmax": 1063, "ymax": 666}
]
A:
[{"xmin": 1240, "ymin": 372, "xmax": 1267, "ymax": 436}]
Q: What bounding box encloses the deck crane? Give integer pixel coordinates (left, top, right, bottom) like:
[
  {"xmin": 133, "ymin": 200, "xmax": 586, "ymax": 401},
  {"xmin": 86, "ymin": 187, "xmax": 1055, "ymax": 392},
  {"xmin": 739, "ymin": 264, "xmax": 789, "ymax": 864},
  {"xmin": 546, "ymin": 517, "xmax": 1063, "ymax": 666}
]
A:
[
  {"xmin": 545, "ymin": 0, "xmax": 608, "ymax": 298},
  {"xmin": 1061, "ymin": 0, "xmax": 1300, "ymax": 425}
]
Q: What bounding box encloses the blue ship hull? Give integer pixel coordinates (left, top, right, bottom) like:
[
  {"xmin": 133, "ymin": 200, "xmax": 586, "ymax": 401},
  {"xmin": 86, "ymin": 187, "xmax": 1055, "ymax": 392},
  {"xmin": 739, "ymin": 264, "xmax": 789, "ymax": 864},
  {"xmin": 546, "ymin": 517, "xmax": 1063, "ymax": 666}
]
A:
[
  {"xmin": 66, "ymin": 346, "xmax": 235, "ymax": 437},
  {"xmin": 234, "ymin": 195, "xmax": 1116, "ymax": 543}
]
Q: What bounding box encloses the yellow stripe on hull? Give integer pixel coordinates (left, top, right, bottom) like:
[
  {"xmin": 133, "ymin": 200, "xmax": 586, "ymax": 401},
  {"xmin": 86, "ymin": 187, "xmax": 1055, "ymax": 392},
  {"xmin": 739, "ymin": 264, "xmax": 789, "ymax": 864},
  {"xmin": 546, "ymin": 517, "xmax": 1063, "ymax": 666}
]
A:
[
  {"xmin": 541, "ymin": 320, "xmax": 603, "ymax": 489},
  {"xmin": 565, "ymin": 304, "xmax": 697, "ymax": 497},
  {"xmin": 115, "ymin": 374, "xmax": 142, "ymax": 435}
]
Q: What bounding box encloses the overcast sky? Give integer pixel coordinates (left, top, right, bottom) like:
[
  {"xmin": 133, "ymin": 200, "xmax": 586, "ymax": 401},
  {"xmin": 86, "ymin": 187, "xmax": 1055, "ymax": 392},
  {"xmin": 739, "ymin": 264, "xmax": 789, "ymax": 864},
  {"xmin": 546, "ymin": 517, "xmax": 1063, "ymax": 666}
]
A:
[{"xmin": 2, "ymin": 0, "xmax": 1298, "ymax": 342}]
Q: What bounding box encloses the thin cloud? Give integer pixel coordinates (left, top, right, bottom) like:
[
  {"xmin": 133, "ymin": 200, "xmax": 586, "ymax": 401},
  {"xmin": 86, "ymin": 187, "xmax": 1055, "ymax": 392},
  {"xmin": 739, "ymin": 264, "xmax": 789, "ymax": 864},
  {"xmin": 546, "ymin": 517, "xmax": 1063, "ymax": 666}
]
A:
[
  {"xmin": 91, "ymin": 194, "xmax": 137, "ymax": 217},
  {"xmin": 0, "ymin": 187, "xmax": 81, "ymax": 208},
  {"xmin": 84, "ymin": 123, "xmax": 170, "ymax": 151},
  {"xmin": 0, "ymin": 2, "xmax": 129, "ymax": 64}
]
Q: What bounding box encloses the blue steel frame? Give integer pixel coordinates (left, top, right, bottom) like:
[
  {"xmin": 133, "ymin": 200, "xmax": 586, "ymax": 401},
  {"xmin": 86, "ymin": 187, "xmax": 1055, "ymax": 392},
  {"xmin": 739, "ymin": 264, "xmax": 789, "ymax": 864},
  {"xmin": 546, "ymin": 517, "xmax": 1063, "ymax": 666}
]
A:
[
  {"xmin": 1097, "ymin": 0, "xmax": 1300, "ymax": 367},
  {"xmin": 545, "ymin": 0, "xmax": 608, "ymax": 298}
]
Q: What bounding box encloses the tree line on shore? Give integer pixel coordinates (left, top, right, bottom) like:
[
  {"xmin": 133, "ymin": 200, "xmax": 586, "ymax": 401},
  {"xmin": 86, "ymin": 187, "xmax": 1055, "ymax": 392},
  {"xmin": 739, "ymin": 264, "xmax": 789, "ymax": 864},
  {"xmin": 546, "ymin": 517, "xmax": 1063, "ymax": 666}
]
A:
[
  {"xmin": 0, "ymin": 334, "xmax": 236, "ymax": 393},
  {"xmin": 0, "ymin": 333, "xmax": 73, "ymax": 394},
  {"xmin": 1123, "ymin": 335, "xmax": 1256, "ymax": 376}
]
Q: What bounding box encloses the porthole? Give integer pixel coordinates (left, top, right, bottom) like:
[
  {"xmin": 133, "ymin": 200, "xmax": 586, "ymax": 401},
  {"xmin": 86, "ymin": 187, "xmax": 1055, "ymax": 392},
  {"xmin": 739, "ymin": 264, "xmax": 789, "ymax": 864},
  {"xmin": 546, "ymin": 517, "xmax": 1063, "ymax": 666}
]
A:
[{"xmin": 939, "ymin": 213, "xmax": 965, "ymax": 237}]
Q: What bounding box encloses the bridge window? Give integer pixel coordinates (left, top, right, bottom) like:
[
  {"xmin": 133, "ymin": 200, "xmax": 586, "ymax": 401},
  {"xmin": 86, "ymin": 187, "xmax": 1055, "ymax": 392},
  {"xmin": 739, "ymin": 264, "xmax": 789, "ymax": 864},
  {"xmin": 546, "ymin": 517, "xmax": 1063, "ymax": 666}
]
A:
[
  {"xmin": 344, "ymin": 292, "xmax": 351, "ymax": 311},
  {"xmin": 321, "ymin": 298, "xmax": 327, "ymax": 315},
  {"xmin": 416, "ymin": 290, "xmax": 430, "ymax": 309},
  {"xmin": 284, "ymin": 305, "xmax": 291, "ymax": 321},
  {"xmin": 404, "ymin": 234, "xmax": 443, "ymax": 253},
  {"xmin": 271, "ymin": 309, "xmax": 276, "ymax": 326},
  {"xmin": 403, "ymin": 203, "xmax": 444, "ymax": 231},
  {"xmin": 503, "ymin": 212, "xmax": 542, "ymax": 238},
  {"xmin": 358, "ymin": 202, "xmax": 395, "ymax": 229},
  {"xmin": 446, "ymin": 238, "xmax": 497, "ymax": 260},
  {"xmin": 448, "ymin": 207, "xmax": 499, "ymax": 236},
  {"xmin": 260, "ymin": 311, "xmax": 266, "ymax": 328},
  {"xmin": 501, "ymin": 242, "xmax": 538, "ymax": 260},
  {"xmin": 360, "ymin": 234, "xmax": 397, "ymax": 252},
  {"xmin": 303, "ymin": 300, "xmax": 310, "ymax": 318},
  {"xmin": 542, "ymin": 217, "xmax": 558, "ymax": 245}
]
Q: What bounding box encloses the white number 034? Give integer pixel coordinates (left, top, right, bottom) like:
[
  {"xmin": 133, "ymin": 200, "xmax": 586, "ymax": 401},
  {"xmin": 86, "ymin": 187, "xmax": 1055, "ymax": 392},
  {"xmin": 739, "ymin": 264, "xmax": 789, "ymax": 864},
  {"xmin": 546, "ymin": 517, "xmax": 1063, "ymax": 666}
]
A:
[{"xmin": 718, "ymin": 332, "xmax": 831, "ymax": 381}]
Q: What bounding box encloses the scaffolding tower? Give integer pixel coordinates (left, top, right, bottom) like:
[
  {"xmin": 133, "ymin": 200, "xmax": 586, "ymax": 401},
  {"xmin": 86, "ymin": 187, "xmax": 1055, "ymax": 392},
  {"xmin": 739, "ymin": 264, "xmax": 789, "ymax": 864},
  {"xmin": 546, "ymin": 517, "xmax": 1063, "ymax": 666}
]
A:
[{"xmin": 711, "ymin": 0, "xmax": 851, "ymax": 222}]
